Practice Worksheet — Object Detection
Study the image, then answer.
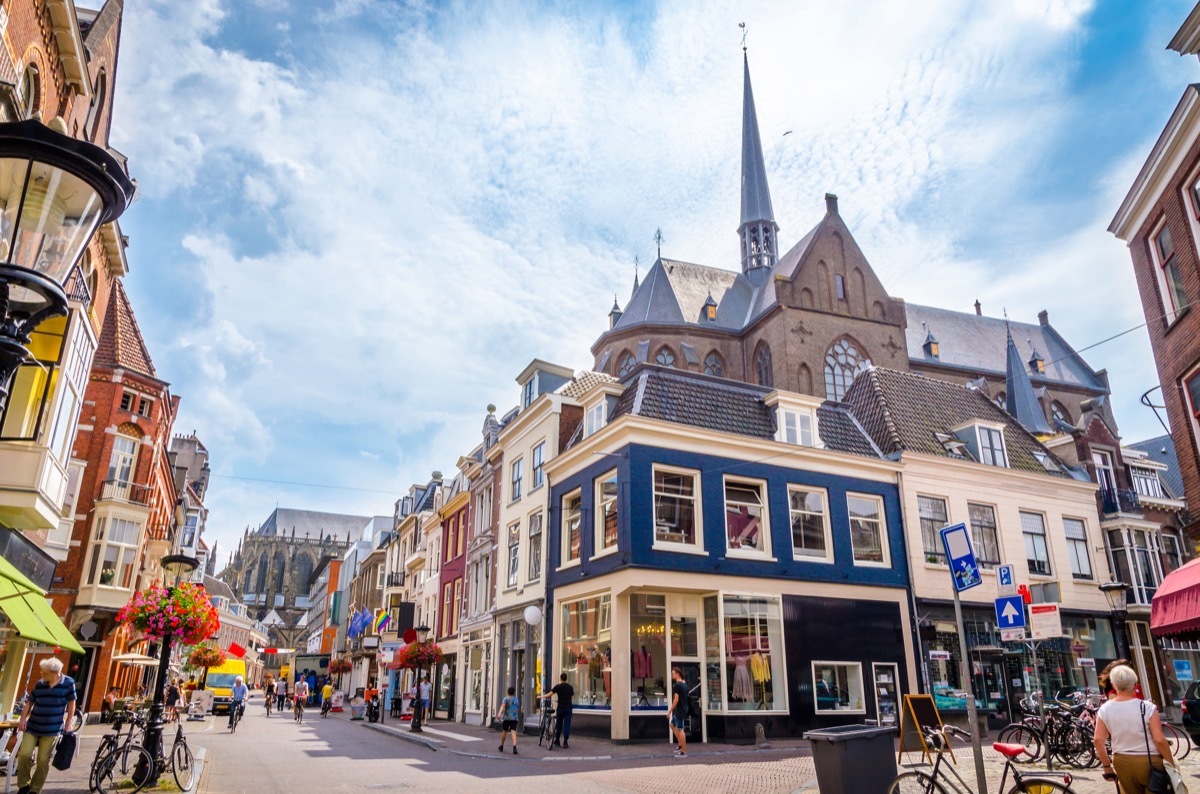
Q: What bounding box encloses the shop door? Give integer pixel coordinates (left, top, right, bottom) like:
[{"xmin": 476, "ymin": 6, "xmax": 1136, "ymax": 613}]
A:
[
  {"xmin": 676, "ymin": 661, "xmax": 703, "ymax": 743},
  {"xmin": 872, "ymin": 663, "xmax": 899, "ymax": 727},
  {"xmin": 668, "ymin": 597, "xmax": 704, "ymax": 743}
]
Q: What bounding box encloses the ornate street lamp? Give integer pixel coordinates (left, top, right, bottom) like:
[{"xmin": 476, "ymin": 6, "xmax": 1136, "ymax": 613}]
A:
[
  {"xmin": 141, "ymin": 554, "xmax": 199, "ymax": 782},
  {"xmin": 1099, "ymin": 579, "xmax": 1132, "ymax": 660},
  {"xmin": 0, "ymin": 120, "xmax": 134, "ymax": 410},
  {"xmin": 410, "ymin": 624, "xmax": 431, "ymax": 732}
]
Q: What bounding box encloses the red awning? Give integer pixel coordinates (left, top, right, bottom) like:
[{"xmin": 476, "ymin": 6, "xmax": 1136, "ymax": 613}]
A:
[{"xmin": 1151, "ymin": 557, "xmax": 1200, "ymax": 638}]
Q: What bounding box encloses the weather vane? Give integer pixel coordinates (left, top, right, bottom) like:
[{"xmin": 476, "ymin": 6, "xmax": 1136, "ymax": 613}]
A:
[
  {"xmin": 739, "ymin": 21, "xmax": 747, "ymax": 52},
  {"xmin": 654, "ymin": 228, "xmax": 664, "ymax": 258}
]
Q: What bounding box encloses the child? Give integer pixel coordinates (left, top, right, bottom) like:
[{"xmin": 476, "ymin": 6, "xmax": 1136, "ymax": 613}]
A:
[{"xmin": 496, "ymin": 686, "xmax": 521, "ymax": 755}]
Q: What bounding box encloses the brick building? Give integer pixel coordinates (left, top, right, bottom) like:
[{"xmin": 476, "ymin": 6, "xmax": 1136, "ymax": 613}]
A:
[{"xmin": 1109, "ymin": 6, "xmax": 1200, "ymax": 545}]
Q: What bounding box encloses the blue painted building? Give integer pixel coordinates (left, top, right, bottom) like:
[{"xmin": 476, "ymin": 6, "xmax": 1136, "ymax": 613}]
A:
[{"xmin": 542, "ymin": 365, "xmax": 916, "ymax": 742}]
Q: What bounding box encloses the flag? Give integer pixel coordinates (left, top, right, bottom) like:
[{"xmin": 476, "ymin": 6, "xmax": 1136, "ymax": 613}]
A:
[
  {"xmin": 227, "ymin": 642, "xmax": 246, "ymax": 659},
  {"xmin": 374, "ymin": 609, "xmax": 390, "ymax": 634}
]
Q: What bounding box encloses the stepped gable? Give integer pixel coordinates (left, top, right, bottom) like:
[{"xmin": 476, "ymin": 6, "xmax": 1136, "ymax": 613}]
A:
[{"xmin": 94, "ymin": 279, "xmax": 156, "ymax": 377}]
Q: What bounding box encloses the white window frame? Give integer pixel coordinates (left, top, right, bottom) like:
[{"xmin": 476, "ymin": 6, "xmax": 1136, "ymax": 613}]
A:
[
  {"xmin": 594, "ymin": 469, "xmax": 619, "ymax": 559},
  {"xmin": 584, "ymin": 401, "xmax": 606, "ymax": 437},
  {"xmin": 977, "ymin": 425, "xmax": 1008, "ymax": 467},
  {"xmin": 1130, "ymin": 467, "xmax": 1165, "ymax": 499},
  {"xmin": 522, "ymin": 375, "xmax": 537, "ymax": 409},
  {"xmin": 1062, "ymin": 516, "xmax": 1093, "ymax": 581},
  {"xmin": 510, "ymin": 457, "xmax": 523, "ymax": 502},
  {"xmin": 86, "ymin": 515, "xmax": 143, "ymax": 588},
  {"xmin": 527, "ymin": 511, "xmax": 543, "ymax": 582},
  {"xmin": 651, "ymin": 465, "xmax": 706, "ymax": 555},
  {"xmin": 506, "ymin": 521, "xmax": 520, "ymax": 588},
  {"xmin": 1150, "ymin": 216, "xmax": 1187, "ymax": 325},
  {"xmin": 531, "ymin": 441, "xmax": 546, "ymax": 489},
  {"xmin": 777, "ymin": 408, "xmax": 817, "ymax": 447},
  {"xmin": 559, "ymin": 489, "xmax": 582, "ymax": 569},
  {"xmin": 1021, "ymin": 510, "xmax": 1052, "ymax": 577},
  {"xmin": 1185, "ymin": 364, "xmax": 1200, "ymax": 465},
  {"xmin": 847, "ymin": 492, "xmax": 889, "ymax": 568},
  {"xmin": 812, "ymin": 661, "xmax": 865, "ymax": 715},
  {"xmin": 722, "ymin": 476, "xmax": 772, "ymax": 560},
  {"xmin": 787, "ymin": 485, "xmax": 832, "ymax": 563}
]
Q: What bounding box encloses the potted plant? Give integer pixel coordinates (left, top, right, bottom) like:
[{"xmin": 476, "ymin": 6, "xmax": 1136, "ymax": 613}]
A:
[
  {"xmin": 99, "ymin": 567, "xmax": 115, "ymax": 585},
  {"xmin": 187, "ymin": 645, "xmax": 227, "ymax": 670},
  {"xmin": 116, "ymin": 582, "xmax": 220, "ymax": 647},
  {"xmin": 328, "ymin": 657, "xmax": 353, "ymax": 689}
]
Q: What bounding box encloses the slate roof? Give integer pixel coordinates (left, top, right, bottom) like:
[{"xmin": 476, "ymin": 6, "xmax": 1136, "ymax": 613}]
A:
[
  {"xmin": 94, "ymin": 279, "xmax": 157, "ymax": 378},
  {"xmin": 1126, "ymin": 434, "xmax": 1186, "ymax": 500},
  {"xmin": 1004, "ymin": 330, "xmax": 1052, "ymax": 435},
  {"xmin": 740, "ymin": 53, "xmax": 775, "ymax": 228},
  {"xmin": 842, "ymin": 367, "xmax": 1070, "ymax": 478},
  {"xmin": 255, "ymin": 508, "xmax": 371, "ymax": 540},
  {"xmin": 906, "ymin": 304, "xmax": 1106, "ymax": 393},
  {"xmin": 203, "ymin": 574, "xmax": 236, "ymax": 602},
  {"xmin": 607, "ymin": 365, "xmax": 881, "ymax": 458}
]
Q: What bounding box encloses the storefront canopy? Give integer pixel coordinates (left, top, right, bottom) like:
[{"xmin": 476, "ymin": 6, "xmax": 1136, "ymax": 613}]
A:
[
  {"xmin": 1151, "ymin": 557, "xmax": 1200, "ymax": 639},
  {"xmin": 0, "ymin": 554, "xmax": 83, "ymax": 654}
]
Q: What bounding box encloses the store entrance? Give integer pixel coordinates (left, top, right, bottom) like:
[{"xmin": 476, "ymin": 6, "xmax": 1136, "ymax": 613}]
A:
[{"xmin": 674, "ymin": 661, "xmax": 703, "ymax": 744}]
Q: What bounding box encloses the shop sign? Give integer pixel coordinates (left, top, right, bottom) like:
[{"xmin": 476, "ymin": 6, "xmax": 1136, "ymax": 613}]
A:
[
  {"xmin": 929, "ymin": 650, "xmax": 952, "ymax": 661},
  {"xmin": 1029, "ymin": 603, "xmax": 1063, "ymax": 639},
  {"xmin": 1079, "ymin": 658, "xmax": 1096, "ymax": 668},
  {"xmin": 1175, "ymin": 660, "xmax": 1194, "ymax": 682}
]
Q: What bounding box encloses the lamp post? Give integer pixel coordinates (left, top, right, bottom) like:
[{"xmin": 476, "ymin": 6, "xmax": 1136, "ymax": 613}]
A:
[
  {"xmin": 410, "ymin": 624, "xmax": 430, "ymax": 732},
  {"xmin": 1100, "ymin": 579, "xmax": 1132, "ymax": 661},
  {"xmin": 141, "ymin": 554, "xmax": 199, "ymax": 783},
  {"xmin": 0, "ymin": 120, "xmax": 134, "ymax": 411}
]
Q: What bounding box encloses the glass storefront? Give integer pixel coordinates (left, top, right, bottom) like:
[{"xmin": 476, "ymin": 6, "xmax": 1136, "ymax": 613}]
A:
[
  {"xmin": 436, "ymin": 655, "xmax": 455, "ymax": 713},
  {"xmin": 466, "ymin": 642, "xmax": 484, "ymax": 712},
  {"xmin": 560, "ymin": 594, "xmax": 611, "ymax": 709},
  {"xmin": 722, "ymin": 595, "xmax": 784, "ymax": 711},
  {"xmin": 630, "ymin": 594, "xmax": 666, "ymax": 708}
]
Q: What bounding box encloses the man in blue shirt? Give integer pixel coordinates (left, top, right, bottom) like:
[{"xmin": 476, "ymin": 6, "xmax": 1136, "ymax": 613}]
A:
[
  {"xmin": 16, "ymin": 657, "xmax": 75, "ymax": 794},
  {"xmin": 227, "ymin": 676, "xmax": 249, "ymax": 729}
]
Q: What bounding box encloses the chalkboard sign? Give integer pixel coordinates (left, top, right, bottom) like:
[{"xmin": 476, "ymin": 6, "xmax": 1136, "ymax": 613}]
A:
[{"xmin": 898, "ymin": 694, "xmax": 954, "ymax": 765}]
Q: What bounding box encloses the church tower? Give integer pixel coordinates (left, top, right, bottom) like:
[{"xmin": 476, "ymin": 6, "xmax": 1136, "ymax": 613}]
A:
[{"xmin": 739, "ymin": 52, "xmax": 779, "ymax": 273}]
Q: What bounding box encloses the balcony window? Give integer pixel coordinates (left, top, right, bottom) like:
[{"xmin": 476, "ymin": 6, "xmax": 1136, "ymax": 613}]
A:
[
  {"xmin": 595, "ymin": 470, "xmax": 619, "ymax": 555},
  {"xmin": 652, "ymin": 466, "xmax": 702, "ymax": 550},
  {"xmin": 918, "ymin": 496, "xmax": 949, "ymax": 563},
  {"xmin": 86, "ymin": 516, "xmax": 141, "ymax": 587},
  {"xmin": 1063, "ymin": 518, "xmax": 1093, "ymax": 580},
  {"xmin": 1021, "ymin": 511, "xmax": 1051, "ymax": 576},
  {"xmin": 1130, "ymin": 467, "xmax": 1165, "ymax": 499},
  {"xmin": 527, "ymin": 512, "xmax": 542, "ymax": 581},
  {"xmin": 848, "ymin": 493, "xmax": 888, "ymax": 566},
  {"xmin": 788, "ymin": 486, "xmax": 831, "ymax": 562},
  {"xmin": 107, "ymin": 435, "xmax": 137, "ymax": 486},
  {"xmin": 724, "ymin": 478, "xmax": 769, "ymax": 556},
  {"xmin": 967, "ymin": 503, "xmax": 1001, "ymax": 569}
]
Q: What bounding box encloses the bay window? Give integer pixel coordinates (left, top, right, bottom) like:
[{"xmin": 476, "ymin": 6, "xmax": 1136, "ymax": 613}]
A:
[{"xmin": 87, "ymin": 516, "xmax": 141, "ymax": 587}]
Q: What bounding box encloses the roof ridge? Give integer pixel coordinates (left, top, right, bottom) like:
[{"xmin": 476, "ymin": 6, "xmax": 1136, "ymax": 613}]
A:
[{"xmin": 864, "ymin": 368, "xmax": 905, "ymax": 452}]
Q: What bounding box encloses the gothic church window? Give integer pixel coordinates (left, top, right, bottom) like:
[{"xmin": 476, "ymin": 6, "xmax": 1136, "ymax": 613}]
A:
[
  {"xmin": 617, "ymin": 351, "xmax": 636, "ymax": 377},
  {"xmin": 823, "ymin": 338, "xmax": 870, "ymax": 401},
  {"xmin": 754, "ymin": 343, "xmax": 773, "ymax": 388},
  {"xmin": 273, "ymin": 551, "xmax": 285, "ymax": 592},
  {"xmin": 1050, "ymin": 400, "xmax": 1071, "ymax": 426},
  {"xmin": 655, "ymin": 346, "xmax": 676, "ymax": 368},
  {"xmin": 255, "ymin": 552, "xmax": 268, "ymax": 593},
  {"xmin": 704, "ymin": 351, "xmax": 725, "ymax": 377},
  {"xmin": 835, "ymin": 274, "xmax": 846, "ymax": 301},
  {"xmin": 295, "ymin": 553, "xmax": 314, "ymax": 592}
]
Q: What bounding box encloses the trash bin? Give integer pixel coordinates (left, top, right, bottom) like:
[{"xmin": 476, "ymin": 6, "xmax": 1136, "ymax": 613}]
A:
[{"xmin": 803, "ymin": 724, "xmax": 898, "ymax": 794}]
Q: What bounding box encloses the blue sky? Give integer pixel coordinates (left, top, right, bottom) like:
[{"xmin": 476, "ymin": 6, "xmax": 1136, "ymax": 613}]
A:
[{"xmin": 97, "ymin": 0, "xmax": 1196, "ymax": 564}]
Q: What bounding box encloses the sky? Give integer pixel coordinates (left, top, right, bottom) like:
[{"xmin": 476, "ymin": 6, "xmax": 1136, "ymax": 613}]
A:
[{"xmin": 93, "ymin": 0, "xmax": 1198, "ymax": 568}]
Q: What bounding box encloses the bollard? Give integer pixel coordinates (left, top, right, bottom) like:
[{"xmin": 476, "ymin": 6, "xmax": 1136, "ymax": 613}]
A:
[{"xmin": 755, "ymin": 723, "xmax": 770, "ymax": 748}]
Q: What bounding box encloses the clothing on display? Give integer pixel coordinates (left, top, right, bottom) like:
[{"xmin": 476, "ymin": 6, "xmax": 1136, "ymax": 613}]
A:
[{"xmin": 731, "ymin": 656, "xmax": 753, "ymax": 701}]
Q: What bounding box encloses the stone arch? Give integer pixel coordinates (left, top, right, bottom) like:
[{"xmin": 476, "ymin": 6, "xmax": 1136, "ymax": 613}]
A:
[
  {"xmin": 800, "ymin": 287, "xmax": 814, "ymax": 309},
  {"xmin": 254, "ymin": 551, "xmax": 268, "ymax": 593},
  {"xmin": 832, "ymin": 231, "xmax": 846, "ymax": 267},
  {"xmin": 616, "ymin": 349, "xmax": 636, "ymax": 377},
  {"xmin": 871, "ymin": 300, "xmax": 886, "ymax": 321},
  {"xmin": 704, "ymin": 350, "xmax": 725, "ymax": 377},
  {"xmin": 823, "ymin": 336, "xmax": 872, "ymax": 401},
  {"xmin": 753, "ymin": 341, "xmax": 774, "ymax": 388},
  {"xmin": 294, "ymin": 553, "xmax": 314, "ymax": 593},
  {"xmin": 16, "ymin": 46, "xmax": 46, "ymax": 119},
  {"xmin": 654, "ymin": 345, "xmax": 676, "ymax": 368},
  {"xmin": 853, "ymin": 268, "xmax": 868, "ymax": 317},
  {"xmin": 241, "ymin": 566, "xmax": 253, "ymax": 594},
  {"xmin": 798, "ymin": 363, "xmax": 813, "ymax": 395}
]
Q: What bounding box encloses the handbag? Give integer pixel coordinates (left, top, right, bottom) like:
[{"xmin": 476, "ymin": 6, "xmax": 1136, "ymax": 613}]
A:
[
  {"xmin": 1141, "ymin": 701, "xmax": 1174, "ymax": 794},
  {"xmin": 51, "ymin": 731, "xmax": 76, "ymax": 771}
]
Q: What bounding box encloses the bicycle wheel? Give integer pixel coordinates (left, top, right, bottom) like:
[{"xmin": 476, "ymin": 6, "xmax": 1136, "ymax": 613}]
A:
[
  {"xmin": 172, "ymin": 740, "xmax": 196, "ymax": 791},
  {"xmin": 1163, "ymin": 722, "xmax": 1191, "ymax": 761},
  {"xmin": 997, "ymin": 724, "xmax": 1043, "ymax": 762},
  {"xmin": 1006, "ymin": 779, "xmax": 1072, "ymax": 794},
  {"xmin": 93, "ymin": 744, "xmax": 154, "ymax": 794},
  {"xmin": 887, "ymin": 771, "xmax": 949, "ymax": 794},
  {"xmin": 89, "ymin": 737, "xmax": 118, "ymax": 792}
]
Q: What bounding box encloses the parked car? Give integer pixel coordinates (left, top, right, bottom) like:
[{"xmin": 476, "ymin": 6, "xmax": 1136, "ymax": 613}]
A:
[{"xmin": 1183, "ymin": 681, "xmax": 1200, "ymax": 743}]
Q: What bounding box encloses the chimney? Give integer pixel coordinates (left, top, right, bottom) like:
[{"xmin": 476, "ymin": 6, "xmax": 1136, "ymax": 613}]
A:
[
  {"xmin": 974, "ymin": 300, "xmax": 981, "ymax": 316},
  {"xmin": 825, "ymin": 193, "xmax": 839, "ymax": 215},
  {"xmin": 1038, "ymin": 310, "xmax": 1049, "ymax": 327}
]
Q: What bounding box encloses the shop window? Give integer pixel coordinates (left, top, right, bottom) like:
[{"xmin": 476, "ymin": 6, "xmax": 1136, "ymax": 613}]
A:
[
  {"xmin": 918, "ymin": 495, "xmax": 949, "ymax": 563},
  {"xmin": 847, "ymin": 493, "xmax": 888, "ymax": 566},
  {"xmin": 652, "ymin": 466, "xmax": 702, "ymax": 550},
  {"xmin": 1021, "ymin": 511, "xmax": 1051, "ymax": 576},
  {"xmin": 527, "ymin": 512, "xmax": 542, "ymax": 581},
  {"xmin": 788, "ymin": 486, "xmax": 831, "ymax": 562},
  {"xmin": 561, "ymin": 594, "xmax": 611, "ymax": 709},
  {"xmin": 631, "ymin": 594, "xmax": 666, "ymax": 708},
  {"xmin": 725, "ymin": 596, "xmax": 784, "ymax": 711},
  {"xmin": 812, "ymin": 661, "xmax": 864, "ymax": 714},
  {"xmin": 560, "ymin": 491, "xmax": 581, "ymax": 566},
  {"xmin": 724, "ymin": 478, "xmax": 769, "ymax": 556},
  {"xmin": 594, "ymin": 469, "xmax": 619, "ymax": 556},
  {"xmin": 1063, "ymin": 518, "xmax": 1092, "ymax": 580},
  {"xmin": 967, "ymin": 503, "xmax": 1002, "ymax": 569}
]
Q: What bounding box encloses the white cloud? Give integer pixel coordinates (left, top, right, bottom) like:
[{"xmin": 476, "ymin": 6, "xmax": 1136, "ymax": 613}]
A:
[{"xmin": 111, "ymin": 0, "xmax": 1188, "ymax": 559}]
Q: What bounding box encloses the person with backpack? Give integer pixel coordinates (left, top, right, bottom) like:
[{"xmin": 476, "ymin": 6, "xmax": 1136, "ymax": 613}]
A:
[{"xmin": 496, "ymin": 687, "xmax": 521, "ymax": 755}]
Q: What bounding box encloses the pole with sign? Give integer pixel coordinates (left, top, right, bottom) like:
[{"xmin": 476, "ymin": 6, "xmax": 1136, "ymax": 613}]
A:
[{"xmin": 939, "ymin": 523, "xmax": 988, "ymax": 794}]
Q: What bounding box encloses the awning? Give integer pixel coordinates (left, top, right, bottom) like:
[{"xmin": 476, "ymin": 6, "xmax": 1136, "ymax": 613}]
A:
[
  {"xmin": 0, "ymin": 554, "xmax": 83, "ymax": 654},
  {"xmin": 111, "ymin": 652, "xmax": 158, "ymax": 665},
  {"xmin": 1151, "ymin": 557, "xmax": 1200, "ymax": 639}
]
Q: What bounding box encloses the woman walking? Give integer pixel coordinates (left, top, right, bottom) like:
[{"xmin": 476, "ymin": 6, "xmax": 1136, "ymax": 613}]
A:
[
  {"xmin": 496, "ymin": 687, "xmax": 520, "ymax": 755},
  {"xmin": 1093, "ymin": 664, "xmax": 1178, "ymax": 793}
]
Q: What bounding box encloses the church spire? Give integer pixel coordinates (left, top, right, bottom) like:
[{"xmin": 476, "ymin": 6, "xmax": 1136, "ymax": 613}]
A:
[
  {"xmin": 1004, "ymin": 325, "xmax": 1052, "ymax": 435},
  {"xmin": 739, "ymin": 48, "xmax": 778, "ymax": 273}
]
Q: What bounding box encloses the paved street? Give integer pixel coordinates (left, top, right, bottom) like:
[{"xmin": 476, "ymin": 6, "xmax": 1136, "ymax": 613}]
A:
[{"xmin": 30, "ymin": 706, "xmax": 1200, "ymax": 793}]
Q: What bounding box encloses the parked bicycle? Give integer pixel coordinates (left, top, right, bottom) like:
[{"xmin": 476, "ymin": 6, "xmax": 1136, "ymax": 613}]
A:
[
  {"xmin": 537, "ymin": 697, "xmax": 557, "ymax": 748},
  {"xmin": 888, "ymin": 724, "xmax": 1076, "ymax": 794},
  {"xmin": 995, "ymin": 696, "xmax": 1097, "ymax": 768},
  {"xmin": 89, "ymin": 711, "xmax": 154, "ymax": 794}
]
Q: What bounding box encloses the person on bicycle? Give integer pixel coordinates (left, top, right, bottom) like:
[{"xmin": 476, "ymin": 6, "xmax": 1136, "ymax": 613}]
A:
[
  {"xmin": 293, "ymin": 677, "xmax": 309, "ymax": 723},
  {"xmin": 541, "ymin": 673, "xmax": 574, "ymax": 749},
  {"xmin": 228, "ymin": 676, "xmax": 248, "ymax": 729},
  {"xmin": 264, "ymin": 677, "xmax": 275, "ymax": 716}
]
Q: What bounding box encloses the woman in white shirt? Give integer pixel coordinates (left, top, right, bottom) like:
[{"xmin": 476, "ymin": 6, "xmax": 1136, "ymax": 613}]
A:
[{"xmin": 1093, "ymin": 665, "xmax": 1176, "ymax": 794}]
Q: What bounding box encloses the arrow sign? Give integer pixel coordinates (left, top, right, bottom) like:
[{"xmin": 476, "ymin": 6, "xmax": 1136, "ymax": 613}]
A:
[{"xmin": 994, "ymin": 595, "xmax": 1026, "ymax": 629}]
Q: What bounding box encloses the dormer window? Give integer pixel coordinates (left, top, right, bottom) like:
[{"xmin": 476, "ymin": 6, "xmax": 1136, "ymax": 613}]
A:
[
  {"xmin": 935, "ymin": 432, "xmax": 972, "ymax": 459},
  {"xmin": 922, "ymin": 331, "xmax": 939, "ymax": 358},
  {"xmin": 778, "ymin": 408, "xmax": 816, "ymax": 447},
  {"xmin": 1028, "ymin": 349, "xmax": 1045, "ymax": 375},
  {"xmin": 1130, "ymin": 466, "xmax": 1165, "ymax": 499},
  {"xmin": 978, "ymin": 426, "xmax": 1007, "ymax": 467},
  {"xmin": 1032, "ymin": 451, "xmax": 1059, "ymax": 473},
  {"xmin": 584, "ymin": 401, "xmax": 606, "ymax": 437},
  {"xmin": 703, "ymin": 292, "xmax": 718, "ymax": 322}
]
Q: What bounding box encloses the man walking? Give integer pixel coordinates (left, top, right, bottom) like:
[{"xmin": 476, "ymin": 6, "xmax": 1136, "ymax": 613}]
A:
[
  {"xmin": 545, "ymin": 673, "xmax": 574, "ymax": 749},
  {"xmin": 15, "ymin": 657, "xmax": 76, "ymax": 794},
  {"xmin": 667, "ymin": 667, "xmax": 689, "ymax": 758},
  {"xmin": 418, "ymin": 676, "xmax": 433, "ymax": 722},
  {"xmin": 276, "ymin": 677, "xmax": 288, "ymax": 713}
]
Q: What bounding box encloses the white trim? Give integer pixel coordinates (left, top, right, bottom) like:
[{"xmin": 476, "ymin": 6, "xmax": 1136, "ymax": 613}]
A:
[
  {"xmin": 847, "ymin": 492, "xmax": 890, "ymax": 568},
  {"xmin": 812, "ymin": 660, "xmax": 866, "ymax": 715},
  {"xmin": 722, "ymin": 475, "xmax": 772, "ymax": 559},
  {"xmin": 651, "ymin": 464, "xmax": 705, "ymax": 553},
  {"xmin": 1148, "ymin": 216, "xmax": 1185, "ymax": 326},
  {"xmin": 787, "ymin": 484, "xmax": 834, "ymax": 564},
  {"xmin": 1183, "ymin": 362, "xmax": 1200, "ymax": 467},
  {"xmin": 594, "ymin": 468, "xmax": 620, "ymax": 558},
  {"xmin": 560, "ymin": 488, "xmax": 582, "ymax": 567}
]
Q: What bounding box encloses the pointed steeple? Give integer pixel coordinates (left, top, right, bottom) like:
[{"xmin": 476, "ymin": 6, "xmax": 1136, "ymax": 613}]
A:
[
  {"xmin": 1004, "ymin": 327, "xmax": 1052, "ymax": 435},
  {"xmin": 609, "ymin": 296, "xmax": 623, "ymax": 329},
  {"xmin": 739, "ymin": 51, "xmax": 779, "ymax": 273}
]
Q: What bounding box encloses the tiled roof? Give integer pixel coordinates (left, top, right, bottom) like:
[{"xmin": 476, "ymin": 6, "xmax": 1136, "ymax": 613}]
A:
[
  {"xmin": 842, "ymin": 367, "xmax": 1070, "ymax": 478},
  {"xmin": 608, "ymin": 365, "xmax": 881, "ymax": 458},
  {"xmin": 1126, "ymin": 434, "xmax": 1186, "ymax": 500},
  {"xmin": 94, "ymin": 279, "xmax": 156, "ymax": 377},
  {"xmin": 558, "ymin": 370, "xmax": 618, "ymax": 400}
]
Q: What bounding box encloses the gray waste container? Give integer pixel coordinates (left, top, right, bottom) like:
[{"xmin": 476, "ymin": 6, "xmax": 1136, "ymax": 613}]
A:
[{"xmin": 803, "ymin": 724, "xmax": 898, "ymax": 794}]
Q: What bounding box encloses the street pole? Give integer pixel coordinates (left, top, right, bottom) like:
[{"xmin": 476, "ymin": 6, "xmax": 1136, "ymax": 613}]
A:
[
  {"xmin": 1024, "ymin": 639, "xmax": 1051, "ymax": 771},
  {"xmin": 952, "ymin": 588, "xmax": 989, "ymax": 794},
  {"xmin": 139, "ymin": 627, "xmax": 173, "ymax": 785}
]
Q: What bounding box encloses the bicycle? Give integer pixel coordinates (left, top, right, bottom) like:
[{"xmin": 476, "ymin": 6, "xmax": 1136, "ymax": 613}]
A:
[
  {"xmin": 166, "ymin": 719, "xmax": 196, "ymax": 791},
  {"xmin": 887, "ymin": 724, "xmax": 1077, "ymax": 794},
  {"xmin": 293, "ymin": 696, "xmax": 305, "ymax": 724},
  {"xmin": 229, "ymin": 700, "xmax": 245, "ymax": 733},
  {"xmin": 90, "ymin": 712, "xmax": 155, "ymax": 794},
  {"xmin": 1161, "ymin": 720, "xmax": 1193, "ymax": 761},
  {"xmin": 264, "ymin": 691, "xmax": 273, "ymax": 718},
  {"xmin": 537, "ymin": 697, "xmax": 558, "ymax": 748}
]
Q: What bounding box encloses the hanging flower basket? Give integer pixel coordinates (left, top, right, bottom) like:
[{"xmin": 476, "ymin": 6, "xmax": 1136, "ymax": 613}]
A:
[
  {"xmin": 116, "ymin": 582, "xmax": 220, "ymax": 647},
  {"xmin": 328, "ymin": 657, "xmax": 353, "ymax": 675},
  {"xmin": 187, "ymin": 645, "xmax": 227, "ymax": 669},
  {"xmin": 397, "ymin": 641, "xmax": 444, "ymax": 669}
]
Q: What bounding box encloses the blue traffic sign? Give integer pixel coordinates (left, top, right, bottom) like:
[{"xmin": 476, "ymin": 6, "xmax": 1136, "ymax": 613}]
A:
[
  {"xmin": 940, "ymin": 523, "xmax": 982, "ymax": 591},
  {"xmin": 995, "ymin": 595, "xmax": 1026, "ymax": 629},
  {"xmin": 998, "ymin": 565, "xmax": 1014, "ymax": 588}
]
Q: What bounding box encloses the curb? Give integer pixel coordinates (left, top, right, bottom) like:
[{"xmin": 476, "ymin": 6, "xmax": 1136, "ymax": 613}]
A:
[
  {"xmin": 359, "ymin": 719, "xmax": 440, "ymax": 751},
  {"xmin": 189, "ymin": 745, "xmax": 206, "ymax": 793}
]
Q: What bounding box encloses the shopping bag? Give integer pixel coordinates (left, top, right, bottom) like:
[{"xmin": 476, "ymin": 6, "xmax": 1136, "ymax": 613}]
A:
[
  {"xmin": 1165, "ymin": 762, "xmax": 1189, "ymax": 794},
  {"xmin": 51, "ymin": 731, "xmax": 76, "ymax": 771}
]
